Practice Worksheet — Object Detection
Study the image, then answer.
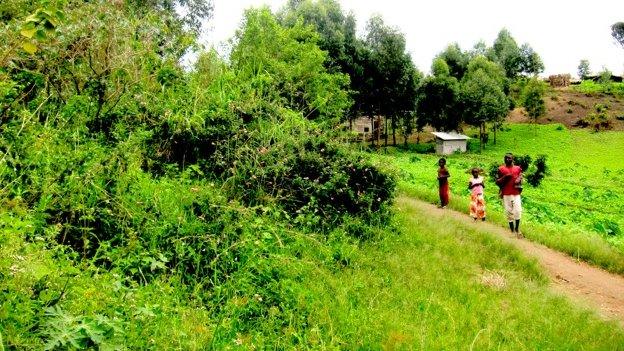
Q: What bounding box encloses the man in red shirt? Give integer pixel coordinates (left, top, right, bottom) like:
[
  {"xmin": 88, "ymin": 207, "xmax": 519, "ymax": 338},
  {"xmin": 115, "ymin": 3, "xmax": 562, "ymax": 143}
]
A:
[{"xmin": 496, "ymin": 153, "xmax": 523, "ymax": 238}]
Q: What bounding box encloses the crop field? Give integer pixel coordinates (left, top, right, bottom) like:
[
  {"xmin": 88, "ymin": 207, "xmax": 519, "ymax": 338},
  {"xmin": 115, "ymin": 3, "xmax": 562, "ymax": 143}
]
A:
[{"xmin": 372, "ymin": 124, "xmax": 624, "ymax": 272}]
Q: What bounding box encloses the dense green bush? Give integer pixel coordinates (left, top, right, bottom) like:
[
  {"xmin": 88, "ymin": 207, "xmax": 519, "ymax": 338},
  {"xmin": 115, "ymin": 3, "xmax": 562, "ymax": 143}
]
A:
[
  {"xmin": 572, "ymin": 80, "xmax": 624, "ymax": 97},
  {"xmin": 0, "ymin": 2, "xmax": 395, "ymax": 348}
]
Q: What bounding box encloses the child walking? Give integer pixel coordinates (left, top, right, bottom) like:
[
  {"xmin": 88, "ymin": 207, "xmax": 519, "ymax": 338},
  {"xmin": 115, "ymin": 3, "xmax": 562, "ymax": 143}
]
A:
[
  {"xmin": 468, "ymin": 168, "xmax": 486, "ymax": 221},
  {"xmin": 437, "ymin": 158, "xmax": 450, "ymax": 208}
]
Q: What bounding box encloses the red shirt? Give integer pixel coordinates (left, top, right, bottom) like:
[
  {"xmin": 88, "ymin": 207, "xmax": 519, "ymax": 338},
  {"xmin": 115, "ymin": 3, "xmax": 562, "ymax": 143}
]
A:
[{"xmin": 498, "ymin": 165, "xmax": 522, "ymax": 196}]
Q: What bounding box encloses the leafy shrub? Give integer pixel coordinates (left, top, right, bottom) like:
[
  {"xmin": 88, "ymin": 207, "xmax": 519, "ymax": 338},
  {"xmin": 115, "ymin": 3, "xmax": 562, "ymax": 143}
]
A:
[
  {"xmin": 409, "ymin": 142, "xmax": 435, "ymax": 154},
  {"xmin": 228, "ymin": 132, "xmax": 395, "ymax": 230},
  {"xmin": 594, "ymin": 220, "xmax": 621, "ymax": 237},
  {"xmin": 42, "ymin": 306, "xmax": 123, "ymax": 350},
  {"xmin": 572, "ymin": 80, "xmax": 624, "ymax": 97},
  {"xmin": 488, "ymin": 162, "xmax": 500, "ymax": 182},
  {"xmin": 526, "ymin": 155, "xmax": 548, "ymax": 187},
  {"xmin": 514, "ymin": 155, "xmax": 532, "ymax": 172}
]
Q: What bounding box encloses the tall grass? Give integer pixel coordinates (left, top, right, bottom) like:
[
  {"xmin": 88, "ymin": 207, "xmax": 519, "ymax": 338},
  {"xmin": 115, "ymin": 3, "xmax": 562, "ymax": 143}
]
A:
[
  {"xmin": 298, "ymin": 198, "xmax": 624, "ymax": 349},
  {"xmin": 4, "ymin": 194, "xmax": 624, "ymax": 349}
]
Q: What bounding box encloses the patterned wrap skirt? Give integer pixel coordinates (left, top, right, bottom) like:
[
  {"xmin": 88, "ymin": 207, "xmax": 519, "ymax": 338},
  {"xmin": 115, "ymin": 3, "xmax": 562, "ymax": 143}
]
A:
[{"xmin": 470, "ymin": 193, "xmax": 486, "ymax": 219}]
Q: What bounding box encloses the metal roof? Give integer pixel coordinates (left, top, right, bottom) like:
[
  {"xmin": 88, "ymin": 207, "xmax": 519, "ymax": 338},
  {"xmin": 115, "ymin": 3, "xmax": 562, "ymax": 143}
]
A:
[{"xmin": 431, "ymin": 132, "xmax": 470, "ymax": 141}]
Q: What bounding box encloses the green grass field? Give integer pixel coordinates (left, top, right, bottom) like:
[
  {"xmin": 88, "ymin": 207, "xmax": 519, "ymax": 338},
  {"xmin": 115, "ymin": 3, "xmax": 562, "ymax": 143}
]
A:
[
  {"xmin": 571, "ymin": 80, "xmax": 624, "ymax": 97},
  {"xmin": 3, "ymin": 195, "xmax": 624, "ymax": 349},
  {"xmin": 370, "ymin": 124, "xmax": 624, "ymax": 274}
]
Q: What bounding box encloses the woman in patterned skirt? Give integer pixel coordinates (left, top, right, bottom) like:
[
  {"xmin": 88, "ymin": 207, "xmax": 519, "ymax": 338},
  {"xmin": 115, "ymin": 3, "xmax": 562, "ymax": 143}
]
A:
[{"xmin": 468, "ymin": 168, "xmax": 486, "ymax": 221}]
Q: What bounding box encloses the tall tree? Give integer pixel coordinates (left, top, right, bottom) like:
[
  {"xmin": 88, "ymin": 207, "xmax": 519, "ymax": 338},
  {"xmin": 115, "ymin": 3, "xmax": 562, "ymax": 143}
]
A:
[
  {"xmin": 280, "ymin": 0, "xmax": 352, "ymax": 71},
  {"xmin": 492, "ymin": 28, "xmax": 523, "ymax": 79},
  {"xmin": 522, "ymin": 77, "xmax": 547, "ymax": 124},
  {"xmin": 612, "ymin": 22, "xmax": 624, "ymax": 48},
  {"xmin": 365, "ymin": 15, "xmax": 420, "ymax": 146},
  {"xmin": 578, "ymin": 59, "xmax": 591, "ymax": 80},
  {"xmin": 436, "ymin": 43, "xmax": 469, "ymax": 80},
  {"xmin": 416, "ymin": 59, "xmax": 461, "ymax": 132},
  {"xmin": 279, "ymin": 0, "xmax": 377, "ymax": 129},
  {"xmin": 519, "ymin": 43, "xmax": 544, "ymax": 76},
  {"xmin": 231, "ymin": 7, "xmax": 351, "ymax": 124},
  {"xmin": 460, "ymin": 56, "xmax": 509, "ymax": 150}
]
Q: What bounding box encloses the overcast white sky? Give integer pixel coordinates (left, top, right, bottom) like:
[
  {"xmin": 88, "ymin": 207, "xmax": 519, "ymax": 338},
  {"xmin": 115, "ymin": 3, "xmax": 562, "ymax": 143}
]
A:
[{"xmin": 202, "ymin": 0, "xmax": 624, "ymax": 78}]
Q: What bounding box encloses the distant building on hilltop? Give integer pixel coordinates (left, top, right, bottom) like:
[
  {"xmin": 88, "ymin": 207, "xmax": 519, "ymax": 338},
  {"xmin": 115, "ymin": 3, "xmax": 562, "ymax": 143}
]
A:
[{"xmin": 431, "ymin": 132, "xmax": 470, "ymax": 155}]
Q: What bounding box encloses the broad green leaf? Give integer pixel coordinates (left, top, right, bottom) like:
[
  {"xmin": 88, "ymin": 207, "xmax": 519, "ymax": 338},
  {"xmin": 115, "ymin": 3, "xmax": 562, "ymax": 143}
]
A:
[
  {"xmin": 55, "ymin": 10, "xmax": 66, "ymax": 21},
  {"xmin": 24, "ymin": 14, "xmax": 40, "ymax": 23},
  {"xmin": 20, "ymin": 27, "xmax": 37, "ymax": 38},
  {"xmin": 35, "ymin": 29, "xmax": 47, "ymax": 41},
  {"xmin": 22, "ymin": 42, "xmax": 37, "ymax": 54}
]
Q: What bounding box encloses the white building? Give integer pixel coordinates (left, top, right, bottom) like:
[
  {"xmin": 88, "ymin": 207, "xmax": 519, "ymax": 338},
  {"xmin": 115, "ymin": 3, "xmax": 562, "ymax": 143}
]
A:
[{"xmin": 431, "ymin": 132, "xmax": 470, "ymax": 155}]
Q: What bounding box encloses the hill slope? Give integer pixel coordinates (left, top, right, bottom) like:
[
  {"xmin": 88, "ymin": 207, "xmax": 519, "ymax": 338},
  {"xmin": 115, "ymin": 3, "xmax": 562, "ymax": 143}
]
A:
[{"xmin": 509, "ymin": 87, "xmax": 624, "ymax": 130}]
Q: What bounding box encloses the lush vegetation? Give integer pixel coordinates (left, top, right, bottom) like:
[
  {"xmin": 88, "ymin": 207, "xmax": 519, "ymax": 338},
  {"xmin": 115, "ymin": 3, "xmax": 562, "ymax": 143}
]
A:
[
  {"xmin": 374, "ymin": 124, "xmax": 624, "ymax": 273},
  {"xmin": 0, "ymin": 1, "xmax": 397, "ymax": 347},
  {"xmin": 3, "ymin": 183, "xmax": 624, "ymax": 349},
  {"xmin": 572, "ymin": 80, "xmax": 624, "ymax": 97},
  {"xmin": 2, "ymin": 0, "xmax": 623, "ymax": 348}
]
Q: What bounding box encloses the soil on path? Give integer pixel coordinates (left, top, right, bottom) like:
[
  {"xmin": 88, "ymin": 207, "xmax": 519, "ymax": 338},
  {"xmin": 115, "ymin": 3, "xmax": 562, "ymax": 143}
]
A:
[{"xmin": 397, "ymin": 195, "xmax": 624, "ymax": 325}]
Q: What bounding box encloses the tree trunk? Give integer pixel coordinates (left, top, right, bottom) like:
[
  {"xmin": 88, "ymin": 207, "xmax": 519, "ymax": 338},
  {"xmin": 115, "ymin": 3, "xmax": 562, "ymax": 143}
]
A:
[
  {"xmin": 392, "ymin": 116, "xmax": 397, "ymax": 146},
  {"xmin": 370, "ymin": 117, "xmax": 375, "ymax": 147},
  {"xmin": 493, "ymin": 121, "xmax": 497, "ymax": 145},
  {"xmin": 479, "ymin": 122, "xmax": 484, "ymax": 153},
  {"xmin": 384, "ymin": 116, "xmax": 388, "ymax": 146},
  {"xmin": 377, "ymin": 116, "xmax": 381, "ymax": 149}
]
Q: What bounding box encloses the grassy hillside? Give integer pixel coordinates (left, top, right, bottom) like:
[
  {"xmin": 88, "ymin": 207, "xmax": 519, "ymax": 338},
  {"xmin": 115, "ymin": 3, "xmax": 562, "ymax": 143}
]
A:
[
  {"xmin": 4, "ymin": 193, "xmax": 624, "ymax": 349},
  {"xmin": 3, "ymin": 1, "xmax": 624, "ymax": 348},
  {"xmin": 509, "ymin": 85, "xmax": 624, "ymax": 130},
  {"xmin": 372, "ymin": 124, "xmax": 624, "ymax": 274}
]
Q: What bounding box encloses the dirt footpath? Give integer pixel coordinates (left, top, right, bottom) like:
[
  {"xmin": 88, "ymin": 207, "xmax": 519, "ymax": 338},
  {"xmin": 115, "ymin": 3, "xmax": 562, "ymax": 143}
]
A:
[{"xmin": 397, "ymin": 196, "xmax": 624, "ymax": 325}]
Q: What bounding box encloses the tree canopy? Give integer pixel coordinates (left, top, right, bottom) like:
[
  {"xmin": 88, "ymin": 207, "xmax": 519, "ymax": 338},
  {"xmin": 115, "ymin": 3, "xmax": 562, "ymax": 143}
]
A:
[
  {"xmin": 232, "ymin": 7, "xmax": 351, "ymax": 123},
  {"xmin": 612, "ymin": 22, "xmax": 624, "ymax": 49},
  {"xmin": 416, "ymin": 74, "xmax": 461, "ymax": 132},
  {"xmin": 435, "ymin": 43, "xmax": 469, "ymax": 80},
  {"xmin": 578, "ymin": 59, "xmax": 591, "ymax": 79},
  {"xmin": 460, "ymin": 56, "xmax": 509, "ymax": 148},
  {"xmin": 522, "ymin": 77, "xmax": 547, "ymax": 122}
]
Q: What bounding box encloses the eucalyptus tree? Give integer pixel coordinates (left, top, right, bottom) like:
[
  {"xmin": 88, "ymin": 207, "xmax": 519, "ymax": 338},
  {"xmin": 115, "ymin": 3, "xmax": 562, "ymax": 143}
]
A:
[
  {"xmin": 460, "ymin": 56, "xmax": 509, "ymax": 150},
  {"xmin": 519, "ymin": 43, "xmax": 544, "ymax": 76},
  {"xmin": 279, "ymin": 0, "xmax": 373, "ymax": 128},
  {"xmin": 365, "ymin": 15, "xmax": 420, "ymax": 146},
  {"xmin": 492, "ymin": 29, "xmax": 544, "ymax": 78},
  {"xmin": 612, "ymin": 22, "xmax": 624, "ymax": 48},
  {"xmin": 435, "ymin": 43, "xmax": 469, "ymax": 80},
  {"xmin": 231, "ymin": 7, "xmax": 351, "ymax": 124},
  {"xmin": 522, "ymin": 77, "xmax": 547, "ymax": 124},
  {"xmin": 492, "ymin": 28, "xmax": 523, "ymax": 79},
  {"xmin": 578, "ymin": 59, "xmax": 591, "ymax": 80},
  {"xmin": 416, "ymin": 59, "xmax": 461, "ymax": 132}
]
